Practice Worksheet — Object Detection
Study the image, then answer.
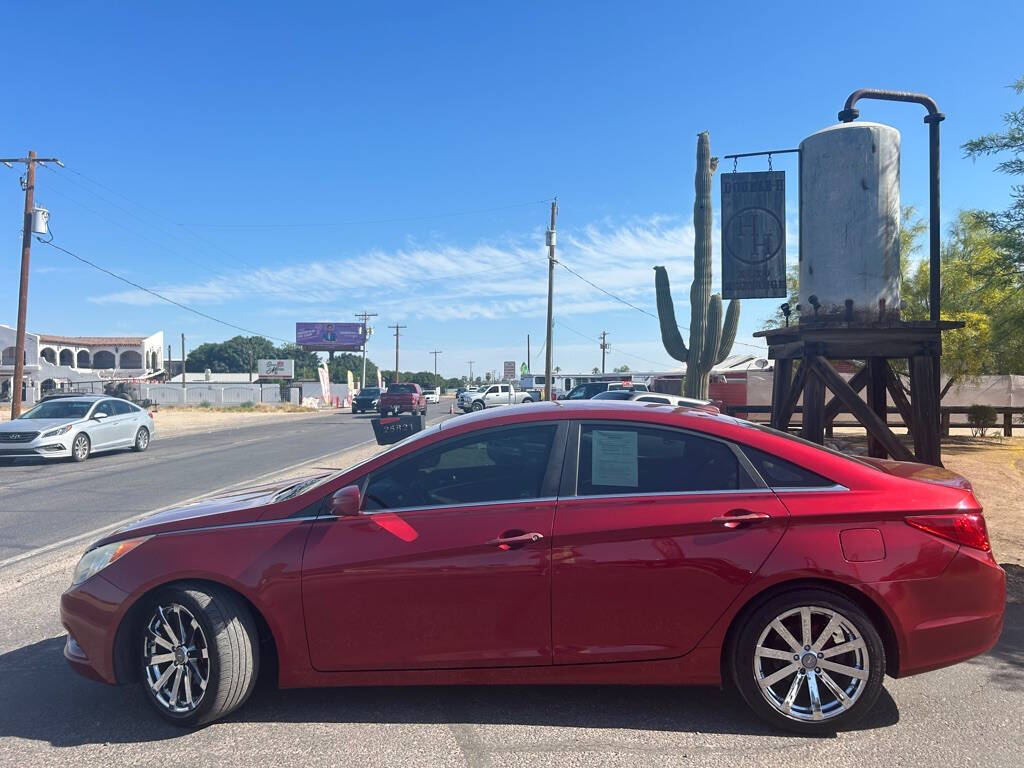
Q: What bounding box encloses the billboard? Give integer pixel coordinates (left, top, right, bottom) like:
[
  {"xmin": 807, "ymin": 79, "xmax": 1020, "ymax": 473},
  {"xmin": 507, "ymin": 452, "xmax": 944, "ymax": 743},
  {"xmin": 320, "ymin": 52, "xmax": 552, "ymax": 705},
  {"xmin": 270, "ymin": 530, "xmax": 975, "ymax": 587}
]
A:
[
  {"xmin": 720, "ymin": 171, "xmax": 787, "ymax": 299},
  {"xmin": 503, "ymin": 360, "xmax": 516, "ymax": 381},
  {"xmin": 257, "ymin": 359, "xmax": 294, "ymax": 379},
  {"xmin": 296, "ymin": 322, "xmax": 366, "ymax": 351}
]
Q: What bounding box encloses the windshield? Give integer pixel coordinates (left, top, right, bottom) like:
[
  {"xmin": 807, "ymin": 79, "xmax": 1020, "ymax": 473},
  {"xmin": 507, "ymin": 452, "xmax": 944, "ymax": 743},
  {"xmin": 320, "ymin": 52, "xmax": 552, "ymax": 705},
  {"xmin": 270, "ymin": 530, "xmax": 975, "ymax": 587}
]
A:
[
  {"xmin": 359, "ymin": 388, "xmax": 381, "ymax": 396},
  {"xmin": 387, "ymin": 384, "xmax": 416, "ymax": 394},
  {"xmin": 19, "ymin": 400, "xmax": 92, "ymax": 420},
  {"xmin": 592, "ymin": 390, "xmax": 633, "ymax": 400}
]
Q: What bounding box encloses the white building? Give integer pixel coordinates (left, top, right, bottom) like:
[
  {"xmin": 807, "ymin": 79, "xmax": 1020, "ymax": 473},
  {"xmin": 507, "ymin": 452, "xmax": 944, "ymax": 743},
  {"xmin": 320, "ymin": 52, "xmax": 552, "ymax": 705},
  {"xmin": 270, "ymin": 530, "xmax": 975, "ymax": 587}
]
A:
[{"xmin": 0, "ymin": 325, "xmax": 163, "ymax": 406}]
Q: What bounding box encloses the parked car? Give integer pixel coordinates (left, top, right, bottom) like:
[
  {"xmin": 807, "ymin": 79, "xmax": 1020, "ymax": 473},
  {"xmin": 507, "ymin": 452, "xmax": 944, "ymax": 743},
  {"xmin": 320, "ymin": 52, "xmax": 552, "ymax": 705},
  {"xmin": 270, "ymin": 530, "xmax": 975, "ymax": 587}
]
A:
[
  {"xmin": 592, "ymin": 389, "xmax": 720, "ymax": 412},
  {"xmin": 0, "ymin": 394, "xmax": 154, "ymax": 463},
  {"xmin": 61, "ymin": 400, "xmax": 1004, "ymax": 732},
  {"xmin": 458, "ymin": 383, "xmax": 534, "ymax": 412},
  {"xmin": 424, "ymin": 387, "xmax": 441, "ymax": 404},
  {"xmin": 351, "ymin": 387, "xmax": 382, "ymax": 414},
  {"xmin": 562, "ymin": 380, "xmax": 649, "ymax": 400},
  {"xmin": 378, "ymin": 383, "xmax": 427, "ymax": 416}
]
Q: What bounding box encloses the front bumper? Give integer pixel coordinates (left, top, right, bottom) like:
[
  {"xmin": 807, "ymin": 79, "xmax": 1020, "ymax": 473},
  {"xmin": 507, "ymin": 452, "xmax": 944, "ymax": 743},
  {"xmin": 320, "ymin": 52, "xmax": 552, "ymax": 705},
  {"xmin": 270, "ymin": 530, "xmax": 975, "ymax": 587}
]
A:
[
  {"xmin": 60, "ymin": 574, "xmax": 131, "ymax": 685},
  {"xmin": 0, "ymin": 440, "xmax": 71, "ymax": 459}
]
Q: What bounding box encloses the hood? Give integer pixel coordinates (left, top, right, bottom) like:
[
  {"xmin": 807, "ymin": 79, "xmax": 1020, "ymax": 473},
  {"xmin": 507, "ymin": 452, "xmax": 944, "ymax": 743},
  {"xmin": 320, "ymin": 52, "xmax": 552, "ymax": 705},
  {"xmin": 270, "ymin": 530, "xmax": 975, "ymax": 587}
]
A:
[
  {"xmin": 858, "ymin": 457, "xmax": 974, "ymax": 491},
  {"xmin": 0, "ymin": 417, "xmax": 75, "ymax": 432},
  {"xmin": 95, "ymin": 473, "xmax": 329, "ymax": 545}
]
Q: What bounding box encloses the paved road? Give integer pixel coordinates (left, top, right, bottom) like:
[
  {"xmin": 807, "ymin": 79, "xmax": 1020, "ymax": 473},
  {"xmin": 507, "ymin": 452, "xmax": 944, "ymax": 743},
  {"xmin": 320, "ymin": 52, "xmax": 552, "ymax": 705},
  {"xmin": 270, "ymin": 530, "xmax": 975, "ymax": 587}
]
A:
[{"xmin": 0, "ymin": 404, "xmax": 449, "ymax": 561}]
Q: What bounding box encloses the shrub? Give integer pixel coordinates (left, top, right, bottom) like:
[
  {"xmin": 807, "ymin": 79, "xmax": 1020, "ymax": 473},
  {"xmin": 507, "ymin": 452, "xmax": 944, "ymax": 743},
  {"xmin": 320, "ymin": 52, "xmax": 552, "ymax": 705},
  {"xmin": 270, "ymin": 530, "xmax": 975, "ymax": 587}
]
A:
[
  {"xmin": 198, "ymin": 400, "xmax": 213, "ymax": 409},
  {"xmin": 967, "ymin": 404, "xmax": 997, "ymax": 437},
  {"xmin": 237, "ymin": 401, "xmax": 256, "ymax": 410}
]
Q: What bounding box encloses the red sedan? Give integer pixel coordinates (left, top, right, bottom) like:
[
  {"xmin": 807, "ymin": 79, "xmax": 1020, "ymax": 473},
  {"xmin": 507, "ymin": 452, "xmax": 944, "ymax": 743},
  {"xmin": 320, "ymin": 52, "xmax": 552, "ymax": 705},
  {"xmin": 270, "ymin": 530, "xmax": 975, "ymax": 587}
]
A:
[{"xmin": 60, "ymin": 401, "xmax": 1005, "ymax": 734}]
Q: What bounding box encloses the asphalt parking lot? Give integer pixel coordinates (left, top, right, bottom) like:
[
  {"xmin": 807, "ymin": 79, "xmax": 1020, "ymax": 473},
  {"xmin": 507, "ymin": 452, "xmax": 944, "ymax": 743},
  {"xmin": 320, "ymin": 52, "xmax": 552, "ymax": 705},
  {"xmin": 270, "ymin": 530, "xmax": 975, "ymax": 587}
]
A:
[{"xmin": 0, "ymin": 409, "xmax": 1021, "ymax": 767}]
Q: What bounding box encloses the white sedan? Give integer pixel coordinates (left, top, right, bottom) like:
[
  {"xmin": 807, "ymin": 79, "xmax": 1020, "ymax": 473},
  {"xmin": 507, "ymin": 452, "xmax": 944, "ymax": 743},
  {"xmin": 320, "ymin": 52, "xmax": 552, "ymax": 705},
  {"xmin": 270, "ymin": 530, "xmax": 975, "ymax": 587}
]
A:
[{"xmin": 0, "ymin": 394, "xmax": 155, "ymax": 463}]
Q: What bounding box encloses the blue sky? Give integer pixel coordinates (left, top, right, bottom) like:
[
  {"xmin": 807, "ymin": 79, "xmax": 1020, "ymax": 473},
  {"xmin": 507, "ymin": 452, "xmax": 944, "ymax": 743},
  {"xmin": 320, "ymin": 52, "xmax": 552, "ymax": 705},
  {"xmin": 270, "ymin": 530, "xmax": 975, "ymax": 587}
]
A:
[{"xmin": 2, "ymin": 0, "xmax": 1022, "ymax": 379}]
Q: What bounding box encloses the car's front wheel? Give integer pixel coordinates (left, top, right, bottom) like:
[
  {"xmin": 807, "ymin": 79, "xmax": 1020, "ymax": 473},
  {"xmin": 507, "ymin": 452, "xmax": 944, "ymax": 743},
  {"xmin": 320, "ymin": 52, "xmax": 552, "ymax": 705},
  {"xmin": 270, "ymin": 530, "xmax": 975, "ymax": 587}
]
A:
[
  {"xmin": 71, "ymin": 433, "xmax": 91, "ymax": 462},
  {"xmin": 471, "ymin": 401, "xmax": 484, "ymax": 411},
  {"xmin": 133, "ymin": 427, "xmax": 150, "ymax": 452},
  {"xmin": 139, "ymin": 583, "xmax": 259, "ymax": 727},
  {"xmin": 730, "ymin": 589, "xmax": 885, "ymax": 735}
]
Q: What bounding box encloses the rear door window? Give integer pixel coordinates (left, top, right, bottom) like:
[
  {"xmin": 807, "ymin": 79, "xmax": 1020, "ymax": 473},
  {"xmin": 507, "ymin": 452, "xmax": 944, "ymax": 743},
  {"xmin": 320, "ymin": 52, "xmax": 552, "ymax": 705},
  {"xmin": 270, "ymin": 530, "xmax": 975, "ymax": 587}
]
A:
[
  {"xmin": 577, "ymin": 423, "xmax": 754, "ymax": 495},
  {"xmin": 110, "ymin": 400, "xmax": 135, "ymax": 416}
]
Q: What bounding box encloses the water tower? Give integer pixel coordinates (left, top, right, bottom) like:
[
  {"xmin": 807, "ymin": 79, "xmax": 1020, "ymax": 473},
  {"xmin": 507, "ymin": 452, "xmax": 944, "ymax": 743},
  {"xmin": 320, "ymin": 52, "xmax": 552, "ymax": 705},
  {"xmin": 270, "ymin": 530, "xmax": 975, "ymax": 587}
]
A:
[{"xmin": 754, "ymin": 89, "xmax": 962, "ymax": 466}]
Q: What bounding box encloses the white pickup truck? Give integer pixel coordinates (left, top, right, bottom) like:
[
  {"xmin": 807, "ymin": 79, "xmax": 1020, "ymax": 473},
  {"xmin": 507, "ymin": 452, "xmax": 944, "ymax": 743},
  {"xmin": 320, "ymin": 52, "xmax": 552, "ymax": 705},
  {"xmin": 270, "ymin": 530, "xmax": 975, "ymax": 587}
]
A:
[{"xmin": 458, "ymin": 383, "xmax": 534, "ymax": 412}]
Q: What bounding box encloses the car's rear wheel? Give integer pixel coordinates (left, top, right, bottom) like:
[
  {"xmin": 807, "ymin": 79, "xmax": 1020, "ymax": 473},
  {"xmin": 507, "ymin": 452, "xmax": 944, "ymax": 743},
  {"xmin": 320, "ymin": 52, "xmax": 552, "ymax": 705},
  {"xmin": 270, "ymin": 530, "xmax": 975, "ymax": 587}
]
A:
[
  {"xmin": 139, "ymin": 583, "xmax": 259, "ymax": 727},
  {"xmin": 133, "ymin": 427, "xmax": 150, "ymax": 452},
  {"xmin": 71, "ymin": 433, "xmax": 90, "ymax": 462},
  {"xmin": 730, "ymin": 589, "xmax": 885, "ymax": 735}
]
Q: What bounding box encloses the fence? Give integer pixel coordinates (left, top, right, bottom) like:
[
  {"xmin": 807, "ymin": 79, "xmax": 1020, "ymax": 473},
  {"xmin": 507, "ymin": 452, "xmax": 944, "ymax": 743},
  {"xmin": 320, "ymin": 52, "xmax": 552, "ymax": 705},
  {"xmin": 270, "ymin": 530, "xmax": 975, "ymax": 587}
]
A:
[
  {"xmin": 141, "ymin": 383, "xmax": 281, "ymax": 406},
  {"xmin": 723, "ymin": 404, "xmax": 1024, "ymax": 437}
]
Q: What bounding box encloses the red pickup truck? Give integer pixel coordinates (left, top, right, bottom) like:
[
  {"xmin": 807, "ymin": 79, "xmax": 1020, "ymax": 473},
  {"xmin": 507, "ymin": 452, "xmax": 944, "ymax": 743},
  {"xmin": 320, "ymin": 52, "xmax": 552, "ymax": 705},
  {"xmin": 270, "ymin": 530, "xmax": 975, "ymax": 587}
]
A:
[{"xmin": 377, "ymin": 383, "xmax": 428, "ymax": 416}]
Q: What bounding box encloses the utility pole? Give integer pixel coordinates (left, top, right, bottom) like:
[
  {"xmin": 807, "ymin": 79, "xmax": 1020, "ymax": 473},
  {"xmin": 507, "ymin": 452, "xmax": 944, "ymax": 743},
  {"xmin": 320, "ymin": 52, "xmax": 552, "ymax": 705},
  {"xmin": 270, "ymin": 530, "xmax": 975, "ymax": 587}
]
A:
[
  {"xmin": 467, "ymin": 360, "xmax": 474, "ymax": 383},
  {"xmin": 600, "ymin": 330, "xmax": 610, "ymax": 374},
  {"xmin": 543, "ymin": 198, "xmax": 557, "ymax": 401},
  {"xmin": 389, "ymin": 324, "xmax": 406, "ymax": 383},
  {"xmin": 167, "ymin": 345, "xmax": 172, "ymax": 381},
  {"xmin": 2, "ymin": 151, "xmax": 61, "ymax": 418},
  {"xmin": 181, "ymin": 333, "xmax": 186, "ymax": 389},
  {"xmin": 526, "ymin": 334, "xmax": 531, "ymax": 374},
  {"xmin": 429, "ymin": 350, "xmax": 442, "ymax": 390},
  {"xmin": 354, "ymin": 311, "xmax": 377, "ymax": 390}
]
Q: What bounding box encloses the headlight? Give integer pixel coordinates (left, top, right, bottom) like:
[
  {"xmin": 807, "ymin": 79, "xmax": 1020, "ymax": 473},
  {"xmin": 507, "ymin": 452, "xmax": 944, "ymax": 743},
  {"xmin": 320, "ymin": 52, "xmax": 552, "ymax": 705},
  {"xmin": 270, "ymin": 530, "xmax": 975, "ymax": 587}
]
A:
[
  {"xmin": 71, "ymin": 537, "xmax": 149, "ymax": 587},
  {"xmin": 41, "ymin": 424, "xmax": 73, "ymax": 438}
]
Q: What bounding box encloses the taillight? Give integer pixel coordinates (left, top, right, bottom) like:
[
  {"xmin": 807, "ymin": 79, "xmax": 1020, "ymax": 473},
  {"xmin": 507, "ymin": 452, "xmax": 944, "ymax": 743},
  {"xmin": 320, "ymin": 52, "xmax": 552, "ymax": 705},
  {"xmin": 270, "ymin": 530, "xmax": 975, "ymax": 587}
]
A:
[{"xmin": 906, "ymin": 513, "xmax": 991, "ymax": 552}]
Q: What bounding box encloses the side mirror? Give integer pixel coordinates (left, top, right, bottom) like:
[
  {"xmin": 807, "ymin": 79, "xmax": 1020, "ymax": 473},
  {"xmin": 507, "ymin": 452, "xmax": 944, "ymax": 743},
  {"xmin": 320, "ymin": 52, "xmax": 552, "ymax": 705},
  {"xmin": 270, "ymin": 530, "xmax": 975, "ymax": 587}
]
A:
[
  {"xmin": 93, "ymin": 412, "xmax": 108, "ymax": 420},
  {"xmin": 330, "ymin": 485, "xmax": 361, "ymax": 516}
]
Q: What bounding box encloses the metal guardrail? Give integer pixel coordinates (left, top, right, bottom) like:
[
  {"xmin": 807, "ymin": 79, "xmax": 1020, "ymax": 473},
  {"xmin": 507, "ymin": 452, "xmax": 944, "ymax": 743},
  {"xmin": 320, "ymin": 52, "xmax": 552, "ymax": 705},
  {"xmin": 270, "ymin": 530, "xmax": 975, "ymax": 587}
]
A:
[{"xmin": 723, "ymin": 404, "xmax": 1024, "ymax": 437}]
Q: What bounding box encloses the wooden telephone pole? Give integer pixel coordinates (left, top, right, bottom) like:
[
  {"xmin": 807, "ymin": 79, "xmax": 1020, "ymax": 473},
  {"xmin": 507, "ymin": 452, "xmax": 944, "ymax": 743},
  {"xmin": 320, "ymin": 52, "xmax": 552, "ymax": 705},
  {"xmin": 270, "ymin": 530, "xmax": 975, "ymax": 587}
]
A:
[
  {"xmin": 600, "ymin": 331, "xmax": 610, "ymax": 374},
  {"xmin": 429, "ymin": 350, "xmax": 442, "ymax": 390},
  {"xmin": 2, "ymin": 151, "xmax": 62, "ymax": 418},
  {"xmin": 543, "ymin": 198, "xmax": 557, "ymax": 401},
  {"xmin": 389, "ymin": 324, "xmax": 406, "ymax": 383},
  {"xmin": 354, "ymin": 310, "xmax": 377, "ymax": 389}
]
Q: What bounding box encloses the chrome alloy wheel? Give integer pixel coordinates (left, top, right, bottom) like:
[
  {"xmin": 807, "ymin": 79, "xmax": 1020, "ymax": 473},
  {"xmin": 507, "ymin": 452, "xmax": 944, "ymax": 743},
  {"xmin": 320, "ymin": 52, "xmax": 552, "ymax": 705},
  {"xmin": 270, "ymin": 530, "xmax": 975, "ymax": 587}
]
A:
[
  {"xmin": 753, "ymin": 605, "xmax": 869, "ymax": 722},
  {"xmin": 72, "ymin": 434, "xmax": 89, "ymax": 460},
  {"xmin": 143, "ymin": 603, "xmax": 210, "ymax": 715},
  {"xmin": 136, "ymin": 428, "xmax": 149, "ymax": 450}
]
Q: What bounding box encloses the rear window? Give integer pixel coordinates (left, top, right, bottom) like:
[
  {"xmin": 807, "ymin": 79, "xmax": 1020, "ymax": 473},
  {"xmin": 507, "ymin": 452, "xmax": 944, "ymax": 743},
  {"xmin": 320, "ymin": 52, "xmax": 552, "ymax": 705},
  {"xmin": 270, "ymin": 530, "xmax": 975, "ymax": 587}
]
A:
[
  {"xmin": 592, "ymin": 391, "xmax": 632, "ymax": 400},
  {"xmin": 387, "ymin": 384, "xmax": 416, "ymax": 393}
]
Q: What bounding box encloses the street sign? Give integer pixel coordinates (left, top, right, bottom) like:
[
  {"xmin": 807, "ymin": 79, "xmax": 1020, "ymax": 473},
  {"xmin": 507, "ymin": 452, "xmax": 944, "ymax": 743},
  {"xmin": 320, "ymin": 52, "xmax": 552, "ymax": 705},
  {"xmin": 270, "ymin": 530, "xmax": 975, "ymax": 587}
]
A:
[
  {"xmin": 296, "ymin": 322, "xmax": 366, "ymax": 351},
  {"xmin": 503, "ymin": 361, "xmax": 516, "ymax": 381},
  {"xmin": 721, "ymin": 171, "xmax": 787, "ymax": 299},
  {"xmin": 257, "ymin": 359, "xmax": 294, "ymax": 379}
]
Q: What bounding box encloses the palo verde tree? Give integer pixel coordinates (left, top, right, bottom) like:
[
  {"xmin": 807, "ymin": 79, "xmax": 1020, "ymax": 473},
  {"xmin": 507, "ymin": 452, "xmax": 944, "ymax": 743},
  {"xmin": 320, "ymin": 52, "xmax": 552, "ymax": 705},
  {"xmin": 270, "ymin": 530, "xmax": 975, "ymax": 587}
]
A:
[{"xmin": 655, "ymin": 131, "xmax": 739, "ymax": 399}]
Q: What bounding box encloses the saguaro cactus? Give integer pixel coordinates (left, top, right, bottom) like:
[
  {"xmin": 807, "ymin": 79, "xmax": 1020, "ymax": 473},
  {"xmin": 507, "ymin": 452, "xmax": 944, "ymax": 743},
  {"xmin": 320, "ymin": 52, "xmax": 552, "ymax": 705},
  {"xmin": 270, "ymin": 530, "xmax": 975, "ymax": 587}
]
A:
[{"xmin": 655, "ymin": 131, "xmax": 740, "ymax": 400}]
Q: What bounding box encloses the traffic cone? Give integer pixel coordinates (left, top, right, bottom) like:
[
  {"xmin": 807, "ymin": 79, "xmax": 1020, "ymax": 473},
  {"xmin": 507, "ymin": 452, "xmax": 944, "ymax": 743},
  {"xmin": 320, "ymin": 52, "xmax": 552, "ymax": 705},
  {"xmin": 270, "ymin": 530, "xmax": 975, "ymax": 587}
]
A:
[{"xmin": 449, "ymin": 402, "xmax": 454, "ymax": 415}]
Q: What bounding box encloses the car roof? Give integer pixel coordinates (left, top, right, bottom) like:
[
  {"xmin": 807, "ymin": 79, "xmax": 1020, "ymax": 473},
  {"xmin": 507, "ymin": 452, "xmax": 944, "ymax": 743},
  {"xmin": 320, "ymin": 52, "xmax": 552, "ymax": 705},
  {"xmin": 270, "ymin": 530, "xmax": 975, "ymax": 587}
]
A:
[{"xmin": 38, "ymin": 393, "xmax": 107, "ymax": 402}]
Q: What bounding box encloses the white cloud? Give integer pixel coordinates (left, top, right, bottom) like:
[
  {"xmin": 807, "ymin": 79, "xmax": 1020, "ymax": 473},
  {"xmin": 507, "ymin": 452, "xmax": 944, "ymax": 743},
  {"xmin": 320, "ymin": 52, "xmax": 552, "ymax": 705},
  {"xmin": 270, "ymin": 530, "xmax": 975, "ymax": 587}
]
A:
[{"xmin": 89, "ymin": 214, "xmax": 705, "ymax": 324}]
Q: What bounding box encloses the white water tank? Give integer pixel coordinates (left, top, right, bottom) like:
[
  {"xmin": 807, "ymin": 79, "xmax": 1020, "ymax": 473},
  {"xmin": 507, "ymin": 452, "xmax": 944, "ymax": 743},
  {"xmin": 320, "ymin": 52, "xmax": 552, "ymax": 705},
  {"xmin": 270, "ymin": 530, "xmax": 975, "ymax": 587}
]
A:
[{"xmin": 799, "ymin": 121, "xmax": 901, "ymax": 322}]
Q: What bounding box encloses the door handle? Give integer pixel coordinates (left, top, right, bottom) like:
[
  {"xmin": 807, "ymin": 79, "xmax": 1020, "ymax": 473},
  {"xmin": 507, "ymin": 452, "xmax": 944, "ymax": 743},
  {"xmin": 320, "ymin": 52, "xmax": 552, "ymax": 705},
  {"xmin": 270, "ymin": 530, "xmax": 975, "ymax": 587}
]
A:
[
  {"xmin": 488, "ymin": 532, "xmax": 544, "ymax": 547},
  {"xmin": 711, "ymin": 511, "xmax": 771, "ymax": 529}
]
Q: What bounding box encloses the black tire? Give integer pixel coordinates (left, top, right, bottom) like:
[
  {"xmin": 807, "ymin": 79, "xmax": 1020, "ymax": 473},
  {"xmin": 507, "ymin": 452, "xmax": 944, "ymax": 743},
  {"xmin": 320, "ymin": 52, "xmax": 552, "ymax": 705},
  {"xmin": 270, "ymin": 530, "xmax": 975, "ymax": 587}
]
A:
[
  {"xmin": 138, "ymin": 583, "xmax": 259, "ymax": 727},
  {"xmin": 730, "ymin": 588, "xmax": 885, "ymax": 736},
  {"xmin": 522, "ymin": 397, "xmax": 533, "ymax": 404},
  {"xmin": 133, "ymin": 427, "xmax": 150, "ymax": 452},
  {"xmin": 71, "ymin": 433, "xmax": 91, "ymax": 462},
  {"xmin": 471, "ymin": 401, "xmax": 484, "ymax": 412}
]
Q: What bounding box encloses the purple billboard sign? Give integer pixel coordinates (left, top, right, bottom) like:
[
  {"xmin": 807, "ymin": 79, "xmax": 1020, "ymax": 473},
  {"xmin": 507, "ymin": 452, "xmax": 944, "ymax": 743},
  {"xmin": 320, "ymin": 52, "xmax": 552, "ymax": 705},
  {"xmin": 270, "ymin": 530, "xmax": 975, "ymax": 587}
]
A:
[{"xmin": 296, "ymin": 322, "xmax": 366, "ymax": 351}]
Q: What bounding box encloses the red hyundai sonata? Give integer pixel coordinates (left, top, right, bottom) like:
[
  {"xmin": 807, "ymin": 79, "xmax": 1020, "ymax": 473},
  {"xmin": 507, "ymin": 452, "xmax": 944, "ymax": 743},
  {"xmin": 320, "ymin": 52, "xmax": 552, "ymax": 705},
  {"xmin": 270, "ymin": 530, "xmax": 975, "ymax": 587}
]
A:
[{"xmin": 60, "ymin": 401, "xmax": 1005, "ymax": 734}]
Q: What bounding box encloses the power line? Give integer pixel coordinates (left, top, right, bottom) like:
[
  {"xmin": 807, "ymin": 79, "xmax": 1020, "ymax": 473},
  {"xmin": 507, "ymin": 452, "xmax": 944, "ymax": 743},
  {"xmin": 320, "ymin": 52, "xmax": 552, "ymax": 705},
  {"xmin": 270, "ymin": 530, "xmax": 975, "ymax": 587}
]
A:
[
  {"xmin": 553, "ymin": 317, "xmax": 676, "ymax": 369},
  {"xmin": 555, "ymin": 257, "xmax": 764, "ymax": 352},
  {"xmin": 37, "ymin": 236, "xmax": 292, "ymax": 344},
  {"xmin": 179, "ymin": 199, "xmax": 553, "ymax": 228}
]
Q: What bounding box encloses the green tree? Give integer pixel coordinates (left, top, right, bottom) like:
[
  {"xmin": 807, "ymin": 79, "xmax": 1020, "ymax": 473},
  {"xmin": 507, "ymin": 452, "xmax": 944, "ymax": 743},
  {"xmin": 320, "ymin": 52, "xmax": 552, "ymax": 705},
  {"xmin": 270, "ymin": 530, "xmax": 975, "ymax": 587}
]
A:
[
  {"xmin": 962, "ymin": 75, "xmax": 1024, "ymax": 276},
  {"xmin": 612, "ymin": 364, "xmax": 630, "ymax": 373}
]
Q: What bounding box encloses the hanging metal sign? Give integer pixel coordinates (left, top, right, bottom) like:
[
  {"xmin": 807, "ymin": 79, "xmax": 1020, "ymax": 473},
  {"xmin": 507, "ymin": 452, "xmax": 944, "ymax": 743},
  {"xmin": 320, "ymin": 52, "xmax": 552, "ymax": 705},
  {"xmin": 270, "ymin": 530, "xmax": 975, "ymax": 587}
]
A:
[{"xmin": 720, "ymin": 171, "xmax": 787, "ymax": 298}]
